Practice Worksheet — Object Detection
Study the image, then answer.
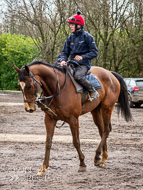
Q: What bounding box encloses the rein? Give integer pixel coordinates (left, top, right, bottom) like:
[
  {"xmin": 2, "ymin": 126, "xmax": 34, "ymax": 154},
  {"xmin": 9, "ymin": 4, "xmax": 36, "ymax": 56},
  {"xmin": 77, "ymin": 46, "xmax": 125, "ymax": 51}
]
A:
[
  {"xmin": 24, "ymin": 67, "xmax": 68, "ymax": 102},
  {"xmin": 37, "ymin": 67, "xmax": 68, "ymax": 101}
]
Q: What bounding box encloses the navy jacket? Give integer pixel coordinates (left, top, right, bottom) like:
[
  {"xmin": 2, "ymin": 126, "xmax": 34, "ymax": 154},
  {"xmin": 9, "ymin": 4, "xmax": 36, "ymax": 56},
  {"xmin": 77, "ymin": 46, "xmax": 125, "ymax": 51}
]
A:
[{"xmin": 60, "ymin": 29, "xmax": 98, "ymax": 69}]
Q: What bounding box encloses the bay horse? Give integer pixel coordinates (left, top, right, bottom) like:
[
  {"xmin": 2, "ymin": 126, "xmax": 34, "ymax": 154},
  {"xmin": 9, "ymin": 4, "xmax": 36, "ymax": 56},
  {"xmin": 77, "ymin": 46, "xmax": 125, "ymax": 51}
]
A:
[{"xmin": 14, "ymin": 60, "xmax": 132, "ymax": 176}]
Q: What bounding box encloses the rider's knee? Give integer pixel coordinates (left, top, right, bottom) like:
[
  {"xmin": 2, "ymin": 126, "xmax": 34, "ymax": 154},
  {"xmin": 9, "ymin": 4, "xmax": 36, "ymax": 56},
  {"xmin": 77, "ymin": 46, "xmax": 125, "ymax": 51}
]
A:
[{"xmin": 74, "ymin": 74, "xmax": 81, "ymax": 81}]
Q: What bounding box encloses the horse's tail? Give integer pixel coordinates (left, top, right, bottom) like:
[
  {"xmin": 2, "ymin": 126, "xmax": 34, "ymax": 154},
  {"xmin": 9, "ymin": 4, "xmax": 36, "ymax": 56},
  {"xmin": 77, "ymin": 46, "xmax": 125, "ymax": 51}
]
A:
[{"xmin": 111, "ymin": 71, "xmax": 132, "ymax": 122}]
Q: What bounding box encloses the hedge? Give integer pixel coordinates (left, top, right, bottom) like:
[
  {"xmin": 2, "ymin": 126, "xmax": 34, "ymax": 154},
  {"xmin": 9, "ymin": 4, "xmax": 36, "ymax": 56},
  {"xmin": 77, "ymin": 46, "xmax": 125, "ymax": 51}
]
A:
[{"xmin": 0, "ymin": 33, "xmax": 41, "ymax": 90}]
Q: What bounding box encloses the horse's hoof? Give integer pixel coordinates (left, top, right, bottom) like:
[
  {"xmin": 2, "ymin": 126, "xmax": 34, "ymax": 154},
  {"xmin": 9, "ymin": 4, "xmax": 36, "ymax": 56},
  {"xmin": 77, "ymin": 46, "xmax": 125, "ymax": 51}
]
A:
[
  {"xmin": 99, "ymin": 162, "xmax": 106, "ymax": 168},
  {"xmin": 37, "ymin": 169, "xmax": 46, "ymax": 176},
  {"xmin": 78, "ymin": 166, "xmax": 86, "ymax": 172},
  {"xmin": 94, "ymin": 159, "xmax": 101, "ymax": 166}
]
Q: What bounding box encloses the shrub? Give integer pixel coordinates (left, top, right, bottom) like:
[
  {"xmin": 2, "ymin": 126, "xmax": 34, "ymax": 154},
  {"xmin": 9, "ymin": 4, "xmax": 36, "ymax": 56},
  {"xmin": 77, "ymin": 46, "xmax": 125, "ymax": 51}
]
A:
[{"xmin": 0, "ymin": 33, "xmax": 41, "ymax": 90}]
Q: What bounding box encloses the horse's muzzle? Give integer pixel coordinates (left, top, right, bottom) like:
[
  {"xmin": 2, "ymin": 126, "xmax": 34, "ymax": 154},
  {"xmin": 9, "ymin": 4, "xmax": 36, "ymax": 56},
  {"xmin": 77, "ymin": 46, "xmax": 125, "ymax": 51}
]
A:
[
  {"xmin": 24, "ymin": 102, "xmax": 36, "ymax": 113},
  {"xmin": 26, "ymin": 108, "xmax": 35, "ymax": 113}
]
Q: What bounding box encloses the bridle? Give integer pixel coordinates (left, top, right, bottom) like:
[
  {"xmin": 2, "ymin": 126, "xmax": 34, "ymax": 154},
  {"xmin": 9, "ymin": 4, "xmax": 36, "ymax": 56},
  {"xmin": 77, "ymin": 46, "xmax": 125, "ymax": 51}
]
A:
[
  {"xmin": 24, "ymin": 71, "xmax": 42, "ymax": 103},
  {"xmin": 22, "ymin": 67, "xmax": 68, "ymax": 128},
  {"xmin": 24, "ymin": 67, "xmax": 68, "ymax": 103},
  {"xmin": 23, "ymin": 67, "xmax": 68, "ymax": 123},
  {"xmin": 23, "ymin": 61, "xmax": 77, "ymax": 104}
]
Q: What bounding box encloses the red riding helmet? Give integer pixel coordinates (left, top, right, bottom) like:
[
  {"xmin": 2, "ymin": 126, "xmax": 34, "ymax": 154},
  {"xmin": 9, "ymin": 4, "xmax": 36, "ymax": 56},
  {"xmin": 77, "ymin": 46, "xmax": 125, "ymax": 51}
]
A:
[{"xmin": 67, "ymin": 11, "xmax": 85, "ymax": 26}]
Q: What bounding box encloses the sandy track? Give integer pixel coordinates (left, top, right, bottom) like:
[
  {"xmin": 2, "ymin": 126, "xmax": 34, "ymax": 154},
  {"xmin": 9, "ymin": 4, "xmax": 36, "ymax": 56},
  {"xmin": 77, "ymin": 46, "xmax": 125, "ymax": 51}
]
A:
[{"xmin": 0, "ymin": 91, "xmax": 143, "ymax": 190}]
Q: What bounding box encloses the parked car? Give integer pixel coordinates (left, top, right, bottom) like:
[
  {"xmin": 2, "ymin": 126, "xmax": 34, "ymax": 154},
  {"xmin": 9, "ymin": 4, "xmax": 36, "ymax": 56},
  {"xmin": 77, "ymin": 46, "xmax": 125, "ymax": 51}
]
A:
[{"xmin": 124, "ymin": 78, "xmax": 143, "ymax": 107}]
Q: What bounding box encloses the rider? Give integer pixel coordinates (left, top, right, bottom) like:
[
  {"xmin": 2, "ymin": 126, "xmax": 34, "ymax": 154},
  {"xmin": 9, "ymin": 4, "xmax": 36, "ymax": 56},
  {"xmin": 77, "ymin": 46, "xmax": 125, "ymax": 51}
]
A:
[{"xmin": 56, "ymin": 11, "xmax": 99, "ymax": 100}]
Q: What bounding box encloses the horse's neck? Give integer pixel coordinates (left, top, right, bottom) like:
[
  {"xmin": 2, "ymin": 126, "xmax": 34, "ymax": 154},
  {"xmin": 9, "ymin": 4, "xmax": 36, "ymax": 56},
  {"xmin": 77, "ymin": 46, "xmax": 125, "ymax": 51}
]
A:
[{"xmin": 31, "ymin": 65, "xmax": 60, "ymax": 95}]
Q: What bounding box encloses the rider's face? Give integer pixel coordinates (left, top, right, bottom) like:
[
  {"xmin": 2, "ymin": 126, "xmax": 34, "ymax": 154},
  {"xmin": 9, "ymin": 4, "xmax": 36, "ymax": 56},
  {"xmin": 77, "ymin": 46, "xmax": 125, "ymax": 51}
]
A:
[{"xmin": 70, "ymin": 24, "xmax": 75, "ymax": 32}]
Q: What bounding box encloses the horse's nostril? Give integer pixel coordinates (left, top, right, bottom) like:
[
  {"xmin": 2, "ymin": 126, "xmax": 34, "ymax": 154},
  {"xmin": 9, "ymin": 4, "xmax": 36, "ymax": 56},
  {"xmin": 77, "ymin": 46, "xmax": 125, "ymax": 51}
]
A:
[
  {"xmin": 25, "ymin": 108, "xmax": 35, "ymax": 113},
  {"xmin": 29, "ymin": 109, "xmax": 34, "ymax": 113}
]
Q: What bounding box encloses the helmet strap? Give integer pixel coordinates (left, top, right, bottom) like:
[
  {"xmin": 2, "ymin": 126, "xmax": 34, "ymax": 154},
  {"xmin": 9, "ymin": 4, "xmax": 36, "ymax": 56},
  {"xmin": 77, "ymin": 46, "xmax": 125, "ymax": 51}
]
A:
[{"xmin": 75, "ymin": 24, "xmax": 83, "ymax": 31}]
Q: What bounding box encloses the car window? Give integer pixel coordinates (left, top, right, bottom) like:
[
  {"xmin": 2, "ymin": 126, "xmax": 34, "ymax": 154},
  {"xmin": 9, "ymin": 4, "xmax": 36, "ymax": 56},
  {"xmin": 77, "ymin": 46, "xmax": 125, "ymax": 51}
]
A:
[
  {"xmin": 129, "ymin": 80, "xmax": 136, "ymax": 87},
  {"xmin": 136, "ymin": 80, "xmax": 143, "ymax": 86},
  {"xmin": 125, "ymin": 79, "xmax": 130, "ymax": 86}
]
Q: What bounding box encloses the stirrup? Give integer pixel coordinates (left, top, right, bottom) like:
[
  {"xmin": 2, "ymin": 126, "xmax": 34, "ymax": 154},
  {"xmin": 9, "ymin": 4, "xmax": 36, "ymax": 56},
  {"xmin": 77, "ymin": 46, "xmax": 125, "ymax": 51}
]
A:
[
  {"xmin": 88, "ymin": 92, "xmax": 93, "ymax": 101},
  {"xmin": 88, "ymin": 90, "xmax": 99, "ymax": 101}
]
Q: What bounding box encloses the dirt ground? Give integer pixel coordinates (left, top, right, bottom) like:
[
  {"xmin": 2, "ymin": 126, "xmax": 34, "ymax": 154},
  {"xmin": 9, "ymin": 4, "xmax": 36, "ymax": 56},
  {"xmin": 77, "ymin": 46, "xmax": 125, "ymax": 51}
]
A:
[{"xmin": 0, "ymin": 91, "xmax": 143, "ymax": 190}]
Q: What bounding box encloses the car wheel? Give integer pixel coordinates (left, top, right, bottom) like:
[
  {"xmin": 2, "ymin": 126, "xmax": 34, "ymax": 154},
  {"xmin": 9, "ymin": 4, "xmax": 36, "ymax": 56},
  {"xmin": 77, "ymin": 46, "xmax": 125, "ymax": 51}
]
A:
[
  {"xmin": 128, "ymin": 93, "xmax": 134, "ymax": 108},
  {"xmin": 134, "ymin": 103, "xmax": 141, "ymax": 108}
]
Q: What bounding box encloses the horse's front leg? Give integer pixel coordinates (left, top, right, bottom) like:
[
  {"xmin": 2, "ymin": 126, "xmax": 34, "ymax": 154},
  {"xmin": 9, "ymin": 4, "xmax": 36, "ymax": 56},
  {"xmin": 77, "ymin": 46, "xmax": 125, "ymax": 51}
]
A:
[
  {"xmin": 69, "ymin": 116, "xmax": 86, "ymax": 172},
  {"xmin": 37, "ymin": 113, "xmax": 56, "ymax": 176}
]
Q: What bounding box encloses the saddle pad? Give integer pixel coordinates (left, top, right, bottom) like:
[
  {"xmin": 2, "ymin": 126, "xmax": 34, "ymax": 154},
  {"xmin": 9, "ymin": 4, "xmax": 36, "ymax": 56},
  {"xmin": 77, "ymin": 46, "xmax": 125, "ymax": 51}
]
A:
[
  {"xmin": 85, "ymin": 73, "xmax": 101, "ymax": 90},
  {"xmin": 68, "ymin": 71, "xmax": 101, "ymax": 93}
]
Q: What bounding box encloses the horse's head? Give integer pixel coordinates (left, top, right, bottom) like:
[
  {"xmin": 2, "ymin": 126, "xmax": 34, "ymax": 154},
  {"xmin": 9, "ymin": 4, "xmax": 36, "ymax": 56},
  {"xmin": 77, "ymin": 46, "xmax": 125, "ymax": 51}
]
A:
[{"xmin": 14, "ymin": 65, "xmax": 40, "ymax": 113}]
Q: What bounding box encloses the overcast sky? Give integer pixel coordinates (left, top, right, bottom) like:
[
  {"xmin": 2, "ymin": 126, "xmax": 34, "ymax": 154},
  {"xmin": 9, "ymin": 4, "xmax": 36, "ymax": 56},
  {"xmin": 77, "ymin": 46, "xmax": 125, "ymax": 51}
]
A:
[{"xmin": 0, "ymin": 0, "xmax": 6, "ymax": 22}]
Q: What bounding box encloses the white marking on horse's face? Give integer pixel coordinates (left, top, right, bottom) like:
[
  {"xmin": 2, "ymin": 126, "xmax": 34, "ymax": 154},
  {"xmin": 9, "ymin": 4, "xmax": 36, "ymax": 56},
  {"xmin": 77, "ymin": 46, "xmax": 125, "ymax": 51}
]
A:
[
  {"xmin": 19, "ymin": 82, "xmax": 25, "ymax": 91},
  {"xmin": 19, "ymin": 82, "xmax": 30, "ymax": 110},
  {"xmin": 19, "ymin": 82, "xmax": 26, "ymax": 100}
]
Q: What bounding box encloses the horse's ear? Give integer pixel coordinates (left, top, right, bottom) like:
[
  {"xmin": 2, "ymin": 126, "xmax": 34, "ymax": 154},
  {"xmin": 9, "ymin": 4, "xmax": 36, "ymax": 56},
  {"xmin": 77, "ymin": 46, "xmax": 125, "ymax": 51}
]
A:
[
  {"xmin": 25, "ymin": 65, "xmax": 30, "ymax": 74},
  {"xmin": 14, "ymin": 65, "xmax": 20, "ymax": 73}
]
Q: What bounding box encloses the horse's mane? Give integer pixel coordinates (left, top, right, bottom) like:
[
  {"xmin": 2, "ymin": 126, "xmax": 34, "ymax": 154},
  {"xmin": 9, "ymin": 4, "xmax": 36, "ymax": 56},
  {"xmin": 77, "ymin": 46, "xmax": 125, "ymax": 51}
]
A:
[
  {"xmin": 25, "ymin": 60, "xmax": 67, "ymax": 73},
  {"xmin": 19, "ymin": 60, "xmax": 67, "ymax": 81}
]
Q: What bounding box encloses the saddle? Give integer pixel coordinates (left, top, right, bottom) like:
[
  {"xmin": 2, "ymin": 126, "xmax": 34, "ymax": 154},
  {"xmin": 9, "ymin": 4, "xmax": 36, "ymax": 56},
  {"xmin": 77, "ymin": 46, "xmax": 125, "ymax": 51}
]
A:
[
  {"xmin": 68, "ymin": 64, "xmax": 101, "ymax": 104},
  {"xmin": 68, "ymin": 64, "xmax": 101, "ymax": 94}
]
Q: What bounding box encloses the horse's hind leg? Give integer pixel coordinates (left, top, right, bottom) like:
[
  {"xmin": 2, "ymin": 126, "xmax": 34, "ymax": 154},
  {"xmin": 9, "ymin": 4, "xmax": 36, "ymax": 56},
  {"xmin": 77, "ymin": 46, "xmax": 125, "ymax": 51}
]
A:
[
  {"xmin": 69, "ymin": 116, "xmax": 86, "ymax": 172},
  {"xmin": 91, "ymin": 106, "xmax": 111, "ymax": 167},
  {"xmin": 98, "ymin": 107, "xmax": 112, "ymax": 167},
  {"xmin": 91, "ymin": 107, "xmax": 104, "ymax": 165},
  {"xmin": 100, "ymin": 122, "xmax": 112, "ymax": 166},
  {"xmin": 37, "ymin": 113, "xmax": 55, "ymax": 176}
]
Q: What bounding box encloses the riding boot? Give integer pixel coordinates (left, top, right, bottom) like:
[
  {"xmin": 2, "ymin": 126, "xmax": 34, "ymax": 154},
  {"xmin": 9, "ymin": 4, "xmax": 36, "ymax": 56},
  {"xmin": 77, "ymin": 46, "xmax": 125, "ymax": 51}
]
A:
[{"xmin": 76, "ymin": 77, "xmax": 99, "ymax": 101}]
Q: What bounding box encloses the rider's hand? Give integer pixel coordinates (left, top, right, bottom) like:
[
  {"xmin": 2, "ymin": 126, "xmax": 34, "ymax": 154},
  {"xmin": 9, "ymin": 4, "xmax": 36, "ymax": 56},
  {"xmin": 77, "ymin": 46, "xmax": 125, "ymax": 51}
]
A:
[
  {"xmin": 74, "ymin": 55, "xmax": 83, "ymax": 61},
  {"xmin": 60, "ymin": 61, "xmax": 67, "ymax": 66}
]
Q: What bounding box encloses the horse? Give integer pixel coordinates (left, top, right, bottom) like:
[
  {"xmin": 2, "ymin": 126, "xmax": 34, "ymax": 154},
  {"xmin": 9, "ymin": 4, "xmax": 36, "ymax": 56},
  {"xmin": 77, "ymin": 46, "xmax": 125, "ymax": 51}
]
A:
[{"xmin": 14, "ymin": 60, "xmax": 132, "ymax": 176}]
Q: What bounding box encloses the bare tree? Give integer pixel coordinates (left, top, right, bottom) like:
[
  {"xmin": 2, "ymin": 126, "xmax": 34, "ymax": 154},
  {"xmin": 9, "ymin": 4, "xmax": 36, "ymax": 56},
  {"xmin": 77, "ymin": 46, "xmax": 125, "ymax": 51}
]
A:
[
  {"xmin": 71, "ymin": 0, "xmax": 142, "ymax": 76},
  {"xmin": 2, "ymin": 0, "xmax": 143, "ymax": 76},
  {"xmin": 4, "ymin": 0, "xmax": 63, "ymax": 63}
]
